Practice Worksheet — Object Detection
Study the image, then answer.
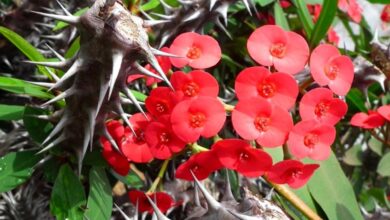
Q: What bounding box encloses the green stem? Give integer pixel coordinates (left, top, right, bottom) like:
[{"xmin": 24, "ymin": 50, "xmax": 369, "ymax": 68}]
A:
[{"xmin": 147, "ymin": 159, "xmax": 170, "ymax": 193}]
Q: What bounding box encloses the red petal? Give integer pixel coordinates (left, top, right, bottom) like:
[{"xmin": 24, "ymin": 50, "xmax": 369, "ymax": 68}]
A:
[
  {"xmin": 105, "ymin": 120, "xmax": 124, "ymax": 143},
  {"xmin": 310, "ymin": 44, "xmax": 340, "ymax": 86},
  {"xmin": 378, "ymin": 105, "xmax": 390, "ymax": 121},
  {"xmin": 327, "ymin": 55, "xmax": 354, "ymax": 96},
  {"xmin": 176, "ymin": 151, "xmax": 222, "ymax": 181},
  {"xmin": 235, "ymin": 66, "xmax": 270, "ymax": 101}
]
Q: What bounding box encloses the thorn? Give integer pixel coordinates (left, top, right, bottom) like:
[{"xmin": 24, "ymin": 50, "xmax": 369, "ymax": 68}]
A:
[
  {"xmin": 108, "ymin": 51, "xmax": 124, "ymax": 100},
  {"xmin": 87, "ymin": 109, "xmax": 96, "ymax": 151},
  {"xmin": 29, "ymin": 11, "xmax": 79, "ymax": 25},
  {"xmin": 46, "ymin": 67, "xmax": 60, "ymax": 82},
  {"xmin": 41, "ymin": 32, "xmax": 67, "ymax": 40},
  {"xmin": 37, "ymin": 134, "xmax": 66, "ymax": 154},
  {"xmin": 145, "ymin": 195, "xmax": 170, "ymax": 220},
  {"xmin": 210, "ymin": 0, "xmax": 218, "ymax": 10},
  {"xmin": 50, "ymin": 59, "xmax": 80, "ymax": 90},
  {"xmin": 133, "ymin": 62, "xmax": 164, "ymax": 81},
  {"xmin": 183, "ymin": 9, "xmax": 204, "ymax": 22},
  {"xmin": 55, "ymin": 0, "xmax": 72, "ymax": 16},
  {"xmin": 150, "ymin": 12, "xmax": 175, "ymax": 20},
  {"xmin": 122, "ymin": 86, "xmax": 148, "ymax": 119},
  {"xmin": 42, "ymin": 115, "xmax": 68, "ymax": 145},
  {"xmin": 103, "ymin": 127, "xmax": 121, "ymax": 152},
  {"xmin": 115, "ymin": 102, "xmax": 136, "ymax": 135},
  {"xmin": 215, "ymin": 19, "xmax": 232, "ymax": 39},
  {"xmin": 42, "ymin": 88, "xmax": 75, "ymax": 107},
  {"xmin": 159, "ymin": 0, "xmax": 173, "ymax": 12},
  {"xmin": 190, "ymin": 170, "xmax": 221, "ymax": 210},
  {"xmin": 143, "ymin": 19, "xmax": 170, "ymax": 27},
  {"xmin": 45, "ymin": 43, "xmax": 65, "ymax": 61},
  {"xmin": 34, "ymin": 22, "xmax": 55, "ymax": 28},
  {"xmin": 78, "ymin": 120, "xmax": 92, "ymax": 175},
  {"xmin": 22, "ymin": 60, "xmax": 69, "ymax": 69},
  {"xmin": 139, "ymin": 7, "xmax": 155, "ymax": 20},
  {"xmin": 242, "ymin": 0, "xmax": 252, "ymax": 16},
  {"xmin": 194, "ymin": 182, "xmax": 201, "ymax": 207},
  {"xmin": 146, "ymin": 56, "xmax": 173, "ymax": 90},
  {"xmin": 114, "ymin": 204, "xmax": 132, "ymax": 220},
  {"xmin": 265, "ymin": 188, "xmax": 274, "ymax": 200},
  {"xmin": 96, "ymin": 74, "xmax": 110, "ymax": 118},
  {"xmin": 158, "ymin": 35, "xmax": 170, "ymax": 49},
  {"xmin": 27, "ymin": 81, "xmax": 55, "ymax": 88},
  {"xmin": 227, "ymin": 210, "xmax": 259, "ymax": 220},
  {"xmin": 216, "ymin": 3, "xmax": 229, "ymax": 26},
  {"xmin": 151, "ymin": 48, "xmax": 182, "ymax": 58}
]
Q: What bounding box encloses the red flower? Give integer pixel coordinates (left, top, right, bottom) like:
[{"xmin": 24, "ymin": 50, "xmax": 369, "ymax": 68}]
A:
[
  {"xmin": 176, "ymin": 151, "xmax": 223, "ymax": 181},
  {"xmin": 127, "ymin": 47, "xmax": 171, "ymax": 86},
  {"xmin": 100, "ymin": 137, "xmax": 129, "ymax": 176},
  {"xmin": 327, "ymin": 27, "xmax": 339, "ymax": 45},
  {"xmin": 299, "ymin": 88, "xmax": 347, "ymax": 125},
  {"xmin": 128, "ymin": 190, "xmax": 174, "ymax": 213},
  {"xmin": 350, "ymin": 111, "xmax": 385, "ymax": 129},
  {"xmin": 338, "ymin": 0, "xmax": 362, "ymax": 23},
  {"xmin": 310, "ymin": 44, "xmax": 354, "ymax": 96},
  {"xmin": 170, "ymin": 97, "xmax": 226, "ymax": 143},
  {"xmin": 307, "ymin": 4, "xmax": 322, "ymax": 22},
  {"xmin": 145, "ymin": 87, "xmax": 179, "ymax": 118},
  {"xmin": 247, "ymin": 25, "xmax": 309, "ymax": 75},
  {"xmin": 145, "ymin": 116, "xmax": 186, "ymax": 160},
  {"xmin": 169, "ymin": 32, "xmax": 221, "ymax": 69},
  {"xmin": 212, "ymin": 139, "xmax": 272, "ymax": 177},
  {"xmin": 232, "ymin": 97, "xmax": 293, "ymax": 147},
  {"xmin": 105, "ymin": 120, "xmax": 125, "ymax": 142},
  {"xmin": 287, "ymin": 120, "xmax": 336, "ymax": 161},
  {"xmin": 381, "ymin": 5, "xmax": 390, "ymax": 23},
  {"xmin": 378, "ymin": 105, "xmax": 390, "ymax": 121},
  {"xmin": 120, "ymin": 113, "xmax": 153, "ymax": 163},
  {"xmin": 267, "ymin": 160, "xmax": 319, "ymax": 189},
  {"xmin": 170, "ymin": 70, "xmax": 219, "ymax": 101},
  {"xmin": 235, "ymin": 66, "xmax": 298, "ymax": 110}
]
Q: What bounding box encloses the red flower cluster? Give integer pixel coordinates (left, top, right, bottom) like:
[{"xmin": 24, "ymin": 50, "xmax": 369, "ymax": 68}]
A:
[
  {"xmin": 128, "ymin": 190, "xmax": 174, "ymax": 213},
  {"xmin": 350, "ymin": 105, "xmax": 390, "ymax": 129}
]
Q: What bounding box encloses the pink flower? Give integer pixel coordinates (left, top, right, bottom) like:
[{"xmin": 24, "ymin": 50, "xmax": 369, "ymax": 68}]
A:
[
  {"xmin": 267, "ymin": 160, "xmax": 319, "ymax": 189},
  {"xmin": 235, "ymin": 66, "xmax": 298, "ymax": 110},
  {"xmin": 310, "ymin": 44, "xmax": 354, "ymax": 96},
  {"xmin": 145, "ymin": 116, "xmax": 186, "ymax": 160},
  {"xmin": 247, "ymin": 25, "xmax": 310, "ymax": 75},
  {"xmin": 169, "ymin": 32, "xmax": 221, "ymax": 69},
  {"xmin": 287, "ymin": 120, "xmax": 336, "ymax": 161},
  {"xmin": 350, "ymin": 111, "xmax": 385, "ymax": 129},
  {"xmin": 170, "ymin": 97, "xmax": 226, "ymax": 143},
  {"xmin": 327, "ymin": 27, "xmax": 339, "ymax": 45},
  {"xmin": 232, "ymin": 97, "xmax": 293, "ymax": 147},
  {"xmin": 120, "ymin": 113, "xmax": 153, "ymax": 163},
  {"xmin": 338, "ymin": 0, "xmax": 362, "ymax": 23},
  {"xmin": 170, "ymin": 70, "xmax": 219, "ymax": 100},
  {"xmin": 212, "ymin": 139, "xmax": 272, "ymax": 177},
  {"xmin": 378, "ymin": 105, "xmax": 390, "ymax": 121},
  {"xmin": 299, "ymin": 88, "xmax": 347, "ymax": 125}
]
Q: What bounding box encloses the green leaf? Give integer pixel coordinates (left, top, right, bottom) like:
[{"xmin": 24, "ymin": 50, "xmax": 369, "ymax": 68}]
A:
[
  {"xmin": 0, "ymin": 26, "xmax": 51, "ymax": 77},
  {"xmin": 346, "ymin": 88, "xmax": 368, "ymax": 112},
  {"xmin": 290, "ymin": 186, "xmax": 317, "ymax": 213},
  {"xmin": 0, "ymin": 104, "xmax": 25, "ymax": 121},
  {"xmin": 377, "ymin": 152, "xmax": 390, "ymax": 177},
  {"xmin": 0, "ymin": 150, "xmax": 43, "ymax": 193},
  {"xmin": 53, "ymin": 8, "xmax": 88, "ymax": 31},
  {"xmin": 368, "ymin": 137, "xmax": 383, "ymax": 156},
  {"xmin": 368, "ymin": 0, "xmax": 390, "ymax": 3},
  {"xmin": 140, "ymin": 0, "xmax": 160, "ymax": 11},
  {"xmin": 343, "ymin": 144, "xmax": 363, "ymax": 166},
  {"xmin": 309, "ymin": 0, "xmax": 337, "ymax": 48},
  {"xmin": 50, "ymin": 164, "xmax": 86, "ymax": 220},
  {"xmin": 254, "ymin": 0, "xmax": 275, "ymax": 6},
  {"xmin": 273, "ymin": 2, "xmax": 290, "ymax": 30},
  {"xmin": 112, "ymin": 170, "xmax": 144, "ymax": 188},
  {"xmin": 292, "ymin": 0, "xmax": 314, "ymax": 37},
  {"xmin": 264, "ymin": 147, "xmax": 284, "ymax": 163},
  {"xmin": 0, "ymin": 76, "xmax": 53, "ymax": 99},
  {"xmin": 23, "ymin": 106, "xmax": 53, "ymax": 143},
  {"xmin": 306, "ymin": 152, "xmax": 364, "ymax": 220},
  {"xmin": 85, "ymin": 167, "xmax": 113, "ymax": 220},
  {"xmin": 131, "ymin": 89, "xmax": 147, "ymax": 102},
  {"xmin": 65, "ymin": 37, "xmax": 80, "ymax": 59}
]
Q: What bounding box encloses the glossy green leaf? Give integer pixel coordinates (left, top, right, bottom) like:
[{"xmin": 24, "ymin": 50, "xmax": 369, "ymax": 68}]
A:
[
  {"xmin": 346, "ymin": 88, "xmax": 368, "ymax": 112},
  {"xmin": 112, "ymin": 170, "xmax": 144, "ymax": 188},
  {"xmin": 65, "ymin": 37, "xmax": 80, "ymax": 59},
  {"xmin": 0, "ymin": 76, "xmax": 53, "ymax": 99},
  {"xmin": 23, "ymin": 106, "xmax": 53, "ymax": 143},
  {"xmin": 141, "ymin": 0, "xmax": 159, "ymax": 11},
  {"xmin": 131, "ymin": 89, "xmax": 147, "ymax": 102},
  {"xmin": 53, "ymin": 8, "xmax": 88, "ymax": 31},
  {"xmin": 309, "ymin": 0, "xmax": 337, "ymax": 48},
  {"xmin": 0, "ymin": 26, "xmax": 51, "ymax": 76},
  {"xmin": 50, "ymin": 164, "xmax": 86, "ymax": 220},
  {"xmin": 343, "ymin": 144, "xmax": 363, "ymax": 166},
  {"xmin": 292, "ymin": 0, "xmax": 314, "ymax": 37},
  {"xmin": 377, "ymin": 152, "xmax": 390, "ymax": 177},
  {"xmin": 254, "ymin": 0, "xmax": 275, "ymax": 6},
  {"xmin": 0, "ymin": 104, "xmax": 25, "ymax": 121},
  {"xmin": 0, "ymin": 150, "xmax": 43, "ymax": 193},
  {"xmin": 307, "ymin": 152, "xmax": 364, "ymax": 220},
  {"xmin": 273, "ymin": 1, "xmax": 290, "ymax": 30},
  {"xmin": 85, "ymin": 167, "xmax": 112, "ymax": 220}
]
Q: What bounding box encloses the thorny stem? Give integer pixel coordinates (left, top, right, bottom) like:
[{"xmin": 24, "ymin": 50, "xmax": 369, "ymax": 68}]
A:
[
  {"xmin": 267, "ymin": 178, "xmax": 323, "ymax": 220},
  {"xmin": 147, "ymin": 159, "xmax": 170, "ymax": 193},
  {"xmin": 369, "ymin": 129, "xmax": 390, "ymax": 147},
  {"xmin": 190, "ymin": 141, "xmax": 320, "ymax": 219}
]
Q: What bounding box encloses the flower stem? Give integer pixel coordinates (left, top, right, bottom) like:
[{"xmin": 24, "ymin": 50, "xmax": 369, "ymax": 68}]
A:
[
  {"xmin": 147, "ymin": 159, "xmax": 170, "ymax": 193},
  {"xmin": 190, "ymin": 142, "xmax": 209, "ymax": 153},
  {"xmin": 266, "ymin": 178, "xmax": 323, "ymax": 220},
  {"xmin": 369, "ymin": 129, "xmax": 390, "ymax": 147},
  {"xmin": 223, "ymin": 103, "xmax": 235, "ymax": 112}
]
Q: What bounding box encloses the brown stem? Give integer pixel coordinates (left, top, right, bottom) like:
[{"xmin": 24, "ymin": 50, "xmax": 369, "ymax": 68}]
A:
[{"xmin": 369, "ymin": 129, "xmax": 390, "ymax": 147}]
